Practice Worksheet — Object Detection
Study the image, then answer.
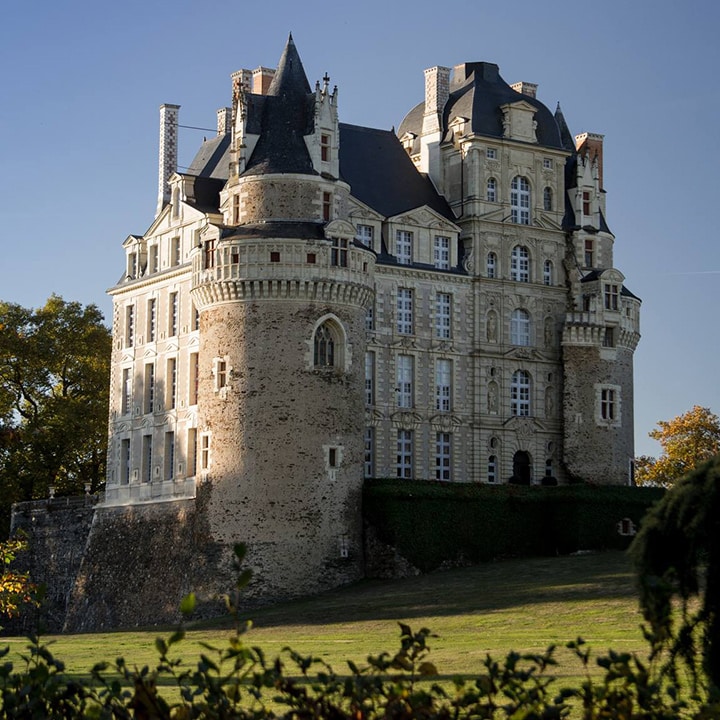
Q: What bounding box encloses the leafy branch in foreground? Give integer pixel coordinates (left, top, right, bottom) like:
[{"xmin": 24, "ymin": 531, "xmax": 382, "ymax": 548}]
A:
[{"xmin": 1, "ymin": 542, "xmax": 720, "ymax": 717}]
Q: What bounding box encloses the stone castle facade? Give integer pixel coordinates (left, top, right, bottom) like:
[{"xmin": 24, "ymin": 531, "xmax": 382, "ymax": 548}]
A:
[{"xmin": 64, "ymin": 36, "xmax": 640, "ymax": 628}]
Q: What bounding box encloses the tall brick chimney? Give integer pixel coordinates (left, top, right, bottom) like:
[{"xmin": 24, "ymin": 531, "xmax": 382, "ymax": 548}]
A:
[
  {"xmin": 217, "ymin": 107, "xmax": 232, "ymax": 136},
  {"xmin": 252, "ymin": 67, "xmax": 276, "ymax": 94},
  {"xmin": 422, "ymin": 66, "xmax": 451, "ymax": 136},
  {"xmin": 157, "ymin": 103, "xmax": 180, "ymax": 216},
  {"xmin": 575, "ymin": 132, "xmax": 605, "ymax": 190}
]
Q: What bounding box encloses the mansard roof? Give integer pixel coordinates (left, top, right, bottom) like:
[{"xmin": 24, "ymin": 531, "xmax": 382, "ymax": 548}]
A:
[
  {"xmin": 339, "ymin": 123, "xmax": 454, "ymax": 220},
  {"xmin": 398, "ymin": 61, "xmax": 563, "ymax": 149}
]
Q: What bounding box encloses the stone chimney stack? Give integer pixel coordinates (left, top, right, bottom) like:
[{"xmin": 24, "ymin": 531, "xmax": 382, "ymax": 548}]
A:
[
  {"xmin": 422, "ymin": 66, "xmax": 451, "ymax": 135},
  {"xmin": 217, "ymin": 107, "xmax": 232, "ymax": 135},
  {"xmin": 511, "ymin": 81, "xmax": 538, "ymax": 98},
  {"xmin": 157, "ymin": 103, "xmax": 180, "ymax": 216},
  {"xmin": 575, "ymin": 132, "xmax": 605, "ymax": 190},
  {"xmin": 252, "ymin": 67, "xmax": 276, "ymax": 94}
]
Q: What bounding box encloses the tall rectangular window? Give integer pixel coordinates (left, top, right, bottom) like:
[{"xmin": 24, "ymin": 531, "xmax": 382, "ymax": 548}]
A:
[
  {"xmin": 396, "ymin": 355, "xmax": 414, "ymax": 408},
  {"xmin": 582, "ymin": 191, "xmax": 591, "ymax": 216},
  {"xmin": 144, "ymin": 363, "xmax": 155, "ymax": 414},
  {"xmin": 320, "ymin": 133, "xmax": 330, "ymax": 162},
  {"xmin": 331, "ymin": 237, "xmax": 348, "ymax": 267},
  {"xmin": 435, "ymin": 358, "xmax": 452, "ymax": 412},
  {"xmin": 171, "ymin": 237, "xmax": 181, "ymax": 266},
  {"xmin": 232, "ymin": 195, "xmax": 240, "ymax": 225},
  {"xmin": 397, "ymin": 288, "xmax": 413, "ymax": 335},
  {"xmin": 125, "ymin": 305, "xmax": 134, "ymax": 348},
  {"xmin": 189, "ymin": 353, "xmax": 199, "ymax": 405},
  {"xmin": 149, "ymin": 245, "xmax": 159, "ymax": 274},
  {"xmin": 364, "ymin": 427, "xmax": 374, "ymax": 479},
  {"xmin": 435, "ymin": 293, "xmax": 451, "ymax": 339},
  {"xmin": 603, "ymin": 327, "xmax": 615, "ymax": 348},
  {"xmin": 396, "ymin": 429, "xmax": 413, "ymax": 479},
  {"xmin": 204, "ymin": 239, "xmax": 216, "ymax": 269},
  {"xmin": 436, "ymin": 432, "xmax": 451, "ymax": 481},
  {"xmin": 187, "ymin": 428, "xmax": 197, "ymax": 477},
  {"xmin": 584, "ymin": 239, "xmax": 594, "ymax": 267},
  {"xmin": 365, "ymin": 303, "xmax": 374, "ymax": 331},
  {"xmin": 165, "ymin": 431, "xmax": 175, "ymax": 480},
  {"xmin": 169, "ymin": 292, "xmax": 178, "ymax": 336},
  {"xmin": 147, "ymin": 298, "xmax": 156, "ymax": 342},
  {"xmin": 121, "ymin": 368, "xmax": 132, "ymax": 415},
  {"xmin": 141, "ymin": 434, "xmax": 152, "ymax": 483},
  {"xmin": 601, "ymin": 388, "xmax": 616, "ymax": 420},
  {"xmin": 365, "ymin": 352, "xmax": 375, "ymax": 406},
  {"xmin": 120, "ymin": 438, "xmax": 131, "ymax": 485},
  {"xmin": 215, "ymin": 359, "xmax": 227, "ymax": 391},
  {"xmin": 433, "ymin": 236, "xmax": 450, "ymax": 270},
  {"xmin": 356, "ymin": 224, "xmax": 374, "ymax": 250},
  {"xmin": 322, "ymin": 192, "xmax": 332, "ymax": 221},
  {"xmin": 488, "ymin": 455, "xmax": 497, "ymax": 483},
  {"xmin": 604, "ymin": 284, "xmax": 619, "ymax": 310},
  {"xmin": 200, "ymin": 433, "xmax": 210, "ymax": 470},
  {"xmin": 396, "ymin": 230, "xmax": 413, "ymax": 265},
  {"xmin": 167, "ymin": 358, "xmax": 177, "ymax": 409}
]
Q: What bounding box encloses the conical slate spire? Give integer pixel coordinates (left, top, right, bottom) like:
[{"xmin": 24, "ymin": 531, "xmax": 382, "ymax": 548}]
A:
[
  {"xmin": 554, "ymin": 102, "xmax": 575, "ymax": 152},
  {"xmin": 243, "ymin": 34, "xmax": 316, "ymax": 177},
  {"xmin": 266, "ymin": 33, "xmax": 312, "ymax": 99}
]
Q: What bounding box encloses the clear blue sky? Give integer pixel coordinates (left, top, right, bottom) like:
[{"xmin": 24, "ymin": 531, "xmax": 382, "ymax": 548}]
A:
[{"xmin": 1, "ymin": 0, "xmax": 718, "ymax": 459}]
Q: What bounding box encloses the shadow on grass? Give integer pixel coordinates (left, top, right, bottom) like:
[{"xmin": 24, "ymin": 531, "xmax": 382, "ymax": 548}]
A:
[{"xmin": 202, "ymin": 550, "xmax": 637, "ymax": 630}]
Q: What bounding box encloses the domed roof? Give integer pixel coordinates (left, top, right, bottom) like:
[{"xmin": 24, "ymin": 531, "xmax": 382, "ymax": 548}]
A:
[{"xmin": 398, "ymin": 61, "xmax": 563, "ymax": 150}]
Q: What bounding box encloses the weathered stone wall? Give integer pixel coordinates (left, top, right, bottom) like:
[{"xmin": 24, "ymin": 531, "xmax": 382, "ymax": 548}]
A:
[
  {"xmin": 63, "ymin": 492, "xmax": 228, "ymax": 632},
  {"xmin": 563, "ymin": 345, "xmax": 635, "ymax": 484},
  {"xmin": 9, "ymin": 497, "xmax": 97, "ymax": 633},
  {"xmin": 197, "ymin": 297, "xmax": 367, "ymax": 602},
  {"xmin": 237, "ymin": 175, "xmax": 349, "ymax": 224}
]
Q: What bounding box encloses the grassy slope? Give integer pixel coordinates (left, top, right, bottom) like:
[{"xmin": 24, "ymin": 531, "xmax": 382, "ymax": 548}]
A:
[{"xmin": 3, "ymin": 550, "xmax": 647, "ymax": 685}]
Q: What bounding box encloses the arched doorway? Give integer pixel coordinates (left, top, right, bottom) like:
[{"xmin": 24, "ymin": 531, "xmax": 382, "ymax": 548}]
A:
[{"xmin": 512, "ymin": 451, "xmax": 532, "ymax": 484}]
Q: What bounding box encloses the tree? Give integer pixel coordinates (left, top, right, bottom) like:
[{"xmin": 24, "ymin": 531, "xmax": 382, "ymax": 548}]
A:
[
  {"xmin": 631, "ymin": 454, "xmax": 720, "ymax": 691},
  {"xmin": 0, "ymin": 535, "xmax": 38, "ymax": 624},
  {"xmin": 0, "ymin": 296, "xmax": 111, "ymax": 533},
  {"xmin": 635, "ymin": 405, "xmax": 720, "ymax": 487}
]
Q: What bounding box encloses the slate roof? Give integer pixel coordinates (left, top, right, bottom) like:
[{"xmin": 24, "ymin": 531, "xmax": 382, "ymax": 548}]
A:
[
  {"xmin": 243, "ymin": 34, "xmax": 317, "ymax": 177},
  {"xmin": 187, "ymin": 134, "xmax": 231, "ymax": 179},
  {"xmin": 339, "ymin": 123, "xmax": 454, "ymax": 220},
  {"xmin": 221, "ymin": 221, "xmax": 326, "ymax": 241},
  {"xmin": 398, "ymin": 62, "xmax": 563, "ymax": 149}
]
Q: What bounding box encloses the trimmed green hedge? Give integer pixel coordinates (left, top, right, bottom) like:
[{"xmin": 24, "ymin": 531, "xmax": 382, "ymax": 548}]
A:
[{"xmin": 363, "ymin": 480, "xmax": 665, "ymax": 572}]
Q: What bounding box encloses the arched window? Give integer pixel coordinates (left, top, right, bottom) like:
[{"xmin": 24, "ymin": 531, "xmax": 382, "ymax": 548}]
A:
[
  {"xmin": 510, "ymin": 176, "xmax": 530, "ymax": 224},
  {"xmin": 543, "ymin": 259, "xmax": 553, "ymax": 286},
  {"xmin": 510, "ymin": 246, "xmax": 530, "ymax": 282},
  {"xmin": 510, "ymin": 309, "xmax": 531, "ymax": 346},
  {"xmin": 543, "ymin": 186, "xmax": 553, "ymax": 211},
  {"xmin": 486, "ymin": 251, "xmax": 497, "ymax": 278},
  {"xmin": 314, "ymin": 323, "xmax": 335, "ymax": 367},
  {"xmin": 487, "ymin": 177, "xmax": 497, "ymax": 202},
  {"xmin": 511, "ymin": 370, "xmax": 531, "ymax": 416}
]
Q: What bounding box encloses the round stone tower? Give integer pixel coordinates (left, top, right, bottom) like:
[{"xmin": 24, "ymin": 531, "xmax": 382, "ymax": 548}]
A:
[{"xmin": 190, "ymin": 36, "xmax": 375, "ymax": 601}]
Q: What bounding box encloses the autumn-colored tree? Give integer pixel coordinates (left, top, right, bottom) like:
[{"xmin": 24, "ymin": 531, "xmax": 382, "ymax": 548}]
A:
[
  {"xmin": 0, "ymin": 536, "xmax": 38, "ymax": 624},
  {"xmin": 635, "ymin": 405, "xmax": 720, "ymax": 487},
  {"xmin": 0, "ymin": 296, "xmax": 111, "ymax": 534}
]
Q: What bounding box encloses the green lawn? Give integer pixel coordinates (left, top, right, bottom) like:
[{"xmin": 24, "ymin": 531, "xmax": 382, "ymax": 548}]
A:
[{"xmin": 2, "ymin": 549, "xmax": 648, "ymax": 689}]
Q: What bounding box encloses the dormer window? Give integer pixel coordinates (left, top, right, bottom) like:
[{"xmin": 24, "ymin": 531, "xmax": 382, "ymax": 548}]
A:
[
  {"xmin": 583, "ymin": 191, "xmax": 591, "ymax": 216},
  {"xmin": 321, "ymin": 134, "xmax": 331, "ymax": 162},
  {"xmin": 331, "ymin": 237, "xmax": 348, "ymax": 267},
  {"xmin": 396, "ymin": 230, "xmax": 413, "ymax": 265}
]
